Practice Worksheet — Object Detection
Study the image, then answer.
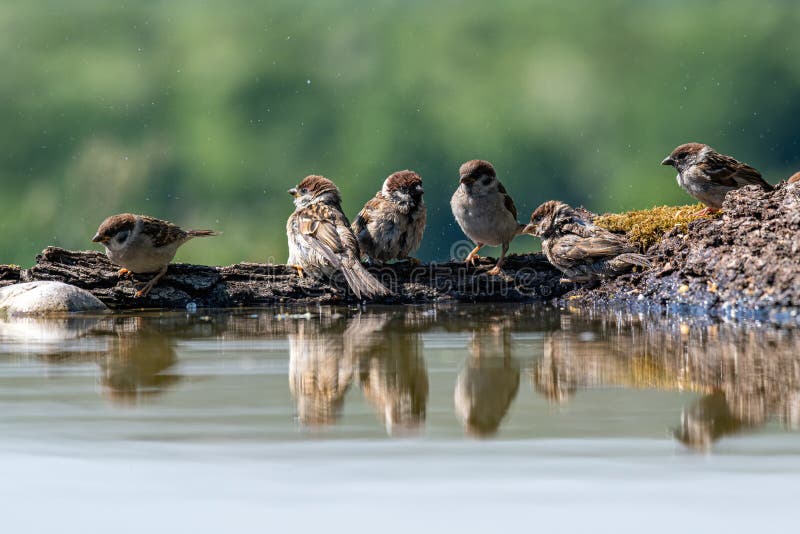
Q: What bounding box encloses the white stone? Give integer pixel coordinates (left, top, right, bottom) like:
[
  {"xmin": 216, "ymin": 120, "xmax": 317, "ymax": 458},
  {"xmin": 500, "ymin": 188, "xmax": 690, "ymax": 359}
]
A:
[{"xmin": 0, "ymin": 281, "xmax": 108, "ymax": 316}]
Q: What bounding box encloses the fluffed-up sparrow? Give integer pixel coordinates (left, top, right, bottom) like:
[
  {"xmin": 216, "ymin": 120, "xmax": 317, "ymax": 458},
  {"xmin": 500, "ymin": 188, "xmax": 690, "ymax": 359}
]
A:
[
  {"xmin": 523, "ymin": 200, "xmax": 650, "ymax": 284},
  {"xmin": 286, "ymin": 175, "xmax": 391, "ymax": 299},
  {"xmin": 351, "ymin": 170, "xmax": 426, "ymax": 264}
]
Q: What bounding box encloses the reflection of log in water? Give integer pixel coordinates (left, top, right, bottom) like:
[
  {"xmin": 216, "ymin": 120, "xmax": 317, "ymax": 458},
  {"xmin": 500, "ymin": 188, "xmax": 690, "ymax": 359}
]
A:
[
  {"xmin": 534, "ymin": 311, "xmax": 800, "ymax": 449},
  {"xmin": 455, "ymin": 321, "xmax": 520, "ymax": 438}
]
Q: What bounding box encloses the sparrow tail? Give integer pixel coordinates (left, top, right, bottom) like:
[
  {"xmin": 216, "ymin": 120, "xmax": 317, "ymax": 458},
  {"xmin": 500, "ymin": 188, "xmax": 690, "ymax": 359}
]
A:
[
  {"xmin": 187, "ymin": 229, "xmax": 220, "ymax": 237},
  {"xmin": 614, "ymin": 253, "xmax": 651, "ymax": 269},
  {"xmin": 341, "ymin": 261, "xmax": 392, "ymax": 299}
]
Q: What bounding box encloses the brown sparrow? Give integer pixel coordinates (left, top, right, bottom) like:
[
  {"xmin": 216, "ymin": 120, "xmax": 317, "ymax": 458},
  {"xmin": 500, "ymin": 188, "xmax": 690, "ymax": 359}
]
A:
[
  {"xmin": 351, "ymin": 170, "xmax": 426, "ymax": 263},
  {"xmin": 661, "ymin": 143, "xmax": 772, "ymax": 215},
  {"xmin": 286, "ymin": 175, "xmax": 391, "ymax": 299},
  {"xmin": 523, "ymin": 200, "xmax": 650, "ymax": 284},
  {"xmin": 450, "ymin": 160, "xmax": 523, "ymax": 275},
  {"xmin": 92, "ymin": 214, "xmax": 217, "ymax": 297}
]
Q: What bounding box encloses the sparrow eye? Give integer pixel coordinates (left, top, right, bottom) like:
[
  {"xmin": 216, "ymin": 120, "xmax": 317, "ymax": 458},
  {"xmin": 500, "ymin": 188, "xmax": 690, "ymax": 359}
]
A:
[
  {"xmin": 481, "ymin": 176, "xmax": 492, "ymax": 185},
  {"xmin": 300, "ymin": 187, "xmax": 308, "ymax": 194},
  {"xmin": 116, "ymin": 230, "xmax": 129, "ymax": 243}
]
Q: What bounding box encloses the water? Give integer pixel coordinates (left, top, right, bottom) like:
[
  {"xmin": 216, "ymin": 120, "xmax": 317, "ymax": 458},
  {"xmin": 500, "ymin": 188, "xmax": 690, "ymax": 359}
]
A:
[{"xmin": 1, "ymin": 304, "xmax": 798, "ymax": 532}]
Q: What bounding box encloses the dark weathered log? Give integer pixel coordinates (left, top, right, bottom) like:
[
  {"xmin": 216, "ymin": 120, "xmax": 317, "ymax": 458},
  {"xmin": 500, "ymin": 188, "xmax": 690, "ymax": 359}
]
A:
[
  {"xmin": 0, "ymin": 264, "xmax": 20, "ymax": 286},
  {"xmin": 13, "ymin": 247, "xmax": 568, "ymax": 309}
]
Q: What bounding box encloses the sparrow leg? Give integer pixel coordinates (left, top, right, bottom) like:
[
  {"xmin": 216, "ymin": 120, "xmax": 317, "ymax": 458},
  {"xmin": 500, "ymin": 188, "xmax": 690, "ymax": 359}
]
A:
[
  {"xmin": 134, "ymin": 265, "xmax": 168, "ymax": 298},
  {"xmin": 465, "ymin": 243, "xmax": 484, "ymax": 267},
  {"xmin": 403, "ymin": 256, "xmax": 421, "ymax": 265},
  {"xmin": 117, "ymin": 268, "xmax": 133, "ymax": 278},
  {"xmin": 692, "ymin": 206, "xmax": 720, "ymax": 217},
  {"xmin": 486, "ymin": 242, "xmax": 510, "ymax": 276},
  {"xmin": 288, "ymin": 264, "xmax": 305, "ymax": 278}
]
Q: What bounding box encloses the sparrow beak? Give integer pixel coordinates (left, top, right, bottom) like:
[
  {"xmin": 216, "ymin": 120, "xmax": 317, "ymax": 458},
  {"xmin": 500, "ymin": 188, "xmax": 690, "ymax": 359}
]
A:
[
  {"xmin": 459, "ymin": 175, "xmax": 476, "ymax": 185},
  {"xmin": 522, "ymin": 223, "xmax": 537, "ymax": 235},
  {"xmin": 288, "ymin": 187, "xmax": 298, "ymax": 197},
  {"xmin": 661, "ymin": 156, "xmax": 675, "ymax": 167},
  {"xmin": 91, "ymin": 233, "xmax": 108, "ymax": 243}
]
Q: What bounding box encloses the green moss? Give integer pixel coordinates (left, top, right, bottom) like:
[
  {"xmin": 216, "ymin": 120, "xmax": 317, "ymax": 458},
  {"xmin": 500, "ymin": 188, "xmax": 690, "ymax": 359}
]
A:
[{"xmin": 594, "ymin": 204, "xmax": 709, "ymax": 250}]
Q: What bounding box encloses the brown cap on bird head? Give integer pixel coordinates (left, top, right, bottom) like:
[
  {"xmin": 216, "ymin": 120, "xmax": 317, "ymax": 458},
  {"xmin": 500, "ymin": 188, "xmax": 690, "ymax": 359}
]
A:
[
  {"xmin": 92, "ymin": 214, "xmax": 137, "ymax": 243},
  {"xmin": 288, "ymin": 175, "xmax": 341, "ymax": 201},
  {"xmin": 458, "ymin": 160, "xmax": 496, "ymax": 185}
]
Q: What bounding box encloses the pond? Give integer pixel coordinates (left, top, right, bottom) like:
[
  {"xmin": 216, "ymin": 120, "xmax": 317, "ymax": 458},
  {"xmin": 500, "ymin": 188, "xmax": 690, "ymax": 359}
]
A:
[{"xmin": 1, "ymin": 303, "xmax": 798, "ymax": 532}]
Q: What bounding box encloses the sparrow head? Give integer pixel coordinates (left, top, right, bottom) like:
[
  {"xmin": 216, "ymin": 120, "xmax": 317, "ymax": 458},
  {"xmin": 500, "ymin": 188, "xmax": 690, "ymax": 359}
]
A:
[
  {"xmin": 288, "ymin": 175, "xmax": 342, "ymax": 207},
  {"xmin": 382, "ymin": 170, "xmax": 424, "ymax": 205},
  {"xmin": 661, "ymin": 142, "xmax": 709, "ymax": 172},
  {"xmin": 458, "ymin": 159, "xmax": 497, "ymax": 193},
  {"xmin": 523, "ymin": 200, "xmax": 571, "ymax": 237},
  {"xmin": 92, "ymin": 213, "xmax": 137, "ymax": 250}
]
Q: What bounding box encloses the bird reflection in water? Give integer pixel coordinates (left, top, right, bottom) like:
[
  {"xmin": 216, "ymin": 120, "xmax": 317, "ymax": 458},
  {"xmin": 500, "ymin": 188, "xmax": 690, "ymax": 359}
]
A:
[
  {"xmin": 355, "ymin": 314, "xmax": 428, "ymax": 436},
  {"xmin": 532, "ymin": 311, "xmax": 800, "ymax": 450},
  {"xmin": 455, "ymin": 320, "xmax": 520, "ymax": 438},
  {"xmin": 99, "ymin": 330, "xmax": 180, "ymax": 404},
  {"xmin": 288, "ymin": 315, "xmax": 354, "ymax": 426}
]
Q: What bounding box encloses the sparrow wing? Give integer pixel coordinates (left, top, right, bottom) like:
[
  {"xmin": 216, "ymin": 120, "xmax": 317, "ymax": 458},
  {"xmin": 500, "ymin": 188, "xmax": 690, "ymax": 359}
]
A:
[
  {"xmin": 139, "ymin": 215, "xmax": 188, "ymax": 248},
  {"xmin": 296, "ymin": 204, "xmax": 358, "ymax": 267},
  {"xmin": 497, "ymin": 182, "xmax": 518, "ymax": 220},
  {"xmin": 552, "ymin": 232, "xmax": 633, "ymax": 267},
  {"xmin": 700, "ymin": 152, "xmax": 770, "ymax": 189},
  {"xmin": 351, "ymin": 195, "xmax": 381, "ymax": 236}
]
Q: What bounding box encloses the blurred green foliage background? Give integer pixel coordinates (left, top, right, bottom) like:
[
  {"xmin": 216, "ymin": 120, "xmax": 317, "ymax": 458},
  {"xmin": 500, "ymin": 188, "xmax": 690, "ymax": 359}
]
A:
[{"xmin": 1, "ymin": 0, "xmax": 798, "ymax": 266}]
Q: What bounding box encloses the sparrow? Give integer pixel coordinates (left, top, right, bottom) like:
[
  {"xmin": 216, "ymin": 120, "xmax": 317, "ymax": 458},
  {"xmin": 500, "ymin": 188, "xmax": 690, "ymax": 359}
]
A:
[
  {"xmin": 92, "ymin": 213, "xmax": 217, "ymax": 297},
  {"xmin": 351, "ymin": 170, "xmax": 426, "ymax": 264},
  {"xmin": 450, "ymin": 160, "xmax": 524, "ymax": 275},
  {"xmin": 523, "ymin": 200, "xmax": 650, "ymax": 284},
  {"xmin": 661, "ymin": 143, "xmax": 773, "ymax": 215},
  {"xmin": 286, "ymin": 175, "xmax": 391, "ymax": 299},
  {"xmin": 788, "ymin": 171, "xmax": 800, "ymax": 184}
]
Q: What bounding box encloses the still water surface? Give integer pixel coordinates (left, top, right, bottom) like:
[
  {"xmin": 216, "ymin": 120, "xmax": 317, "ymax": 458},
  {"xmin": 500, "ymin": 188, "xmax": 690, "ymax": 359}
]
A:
[{"xmin": 1, "ymin": 304, "xmax": 798, "ymax": 532}]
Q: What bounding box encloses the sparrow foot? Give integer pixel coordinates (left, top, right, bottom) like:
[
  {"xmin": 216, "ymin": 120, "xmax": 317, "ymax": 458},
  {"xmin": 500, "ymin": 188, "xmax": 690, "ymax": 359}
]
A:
[
  {"xmin": 465, "ymin": 253, "xmax": 485, "ymax": 267},
  {"xmin": 134, "ymin": 281, "xmax": 155, "ymax": 298},
  {"xmin": 692, "ymin": 206, "xmax": 720, "ymax": 217},
  {"xmin": 403, "ymin": 257, "xmax": 421, "ymax": 265},
  {"xmin": 288, "ymin": 264, "xmax": 305, "ymax": 278},
  {"xmin": 117, "ymin": 268, "xmax": 133, "ymax": 278},
  {"xmin": 486, "ymin": 265, "xmax": 504, "ymax": 276}
]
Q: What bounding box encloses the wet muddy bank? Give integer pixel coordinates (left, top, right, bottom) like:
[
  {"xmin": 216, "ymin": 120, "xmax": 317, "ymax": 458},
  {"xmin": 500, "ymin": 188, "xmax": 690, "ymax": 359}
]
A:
[{"xmin": 563, "ymin": 181, "xmax": 800, "ymax": 323}]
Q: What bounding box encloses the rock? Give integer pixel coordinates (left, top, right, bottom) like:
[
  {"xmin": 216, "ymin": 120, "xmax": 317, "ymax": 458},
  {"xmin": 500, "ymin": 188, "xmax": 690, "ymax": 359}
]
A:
[{"xmin": 0, "ymin": 281, "xmax": 109, "ymax": 316}]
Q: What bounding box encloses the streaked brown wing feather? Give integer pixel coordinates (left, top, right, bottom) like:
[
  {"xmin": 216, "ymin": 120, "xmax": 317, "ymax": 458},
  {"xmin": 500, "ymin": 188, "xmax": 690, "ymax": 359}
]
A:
[
  {"xmin": 497, "ymin": 182, "xmax": 518, "ymax": 220},
  {"xmin": 700, "ymin": 152, "xmax": 767, "ymax": 188},
  {"xmin": 139, "ymin": 215, "xmax": 188, "ymax": 248},
  {"xmin": 352, "ymin": 195, "xmax": 381, "ymax": 234},
  {"xmin": 553, "ymin": 232, "xmax": 632, "ymax": 266},
  {"xmin": 296, "ymin": 203, "xmax": 360, "ymax": 264}
]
